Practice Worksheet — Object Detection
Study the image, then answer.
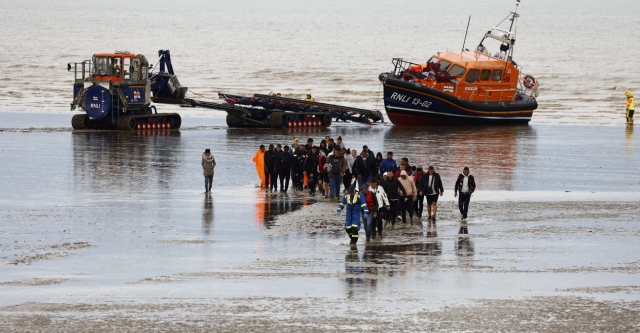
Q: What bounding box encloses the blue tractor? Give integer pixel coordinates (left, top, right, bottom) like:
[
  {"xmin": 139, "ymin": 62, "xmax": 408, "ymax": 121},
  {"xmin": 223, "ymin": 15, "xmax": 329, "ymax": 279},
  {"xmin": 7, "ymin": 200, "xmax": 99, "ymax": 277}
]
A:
[{"xmin": 68, "ymin": 50, "xmax": 183, "ymax": 130}]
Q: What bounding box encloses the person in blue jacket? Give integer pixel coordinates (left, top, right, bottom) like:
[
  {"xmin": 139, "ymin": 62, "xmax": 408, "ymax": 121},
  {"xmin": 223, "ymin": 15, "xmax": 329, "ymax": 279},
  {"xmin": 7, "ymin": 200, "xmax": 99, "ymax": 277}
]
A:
[
  {"xmin": 337, "ymin": 186, "xmax": 369, "ymax": 246},
  {"xmin": 378, "ymin": 151, "xmax": 397, "ymax": 175}
]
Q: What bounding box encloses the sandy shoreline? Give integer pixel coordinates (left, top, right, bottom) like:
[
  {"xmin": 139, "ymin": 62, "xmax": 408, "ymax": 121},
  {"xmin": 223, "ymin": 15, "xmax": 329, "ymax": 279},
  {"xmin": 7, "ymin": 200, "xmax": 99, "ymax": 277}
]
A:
[{"xmin": 2, "ymin": 197, "xmax": 640, "ymax": 331}]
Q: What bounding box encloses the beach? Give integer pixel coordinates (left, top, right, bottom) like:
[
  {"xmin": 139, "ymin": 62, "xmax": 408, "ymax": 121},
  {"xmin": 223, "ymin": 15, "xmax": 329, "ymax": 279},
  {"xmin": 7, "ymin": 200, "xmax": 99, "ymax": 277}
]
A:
[
  {"xmin": 0, "ymin": 114, "xmax": 639, "ymax": 331},
  {"xmin": 1, "ymin": 0, "xmax": 640, "ymax": 330}
]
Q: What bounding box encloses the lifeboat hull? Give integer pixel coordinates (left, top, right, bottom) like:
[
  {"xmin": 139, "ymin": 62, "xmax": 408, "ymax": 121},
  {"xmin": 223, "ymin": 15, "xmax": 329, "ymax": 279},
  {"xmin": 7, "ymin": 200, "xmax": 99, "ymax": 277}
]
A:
[{"xmin": 380, "ymin": 74, "xmax": 536, "ymax": 126}]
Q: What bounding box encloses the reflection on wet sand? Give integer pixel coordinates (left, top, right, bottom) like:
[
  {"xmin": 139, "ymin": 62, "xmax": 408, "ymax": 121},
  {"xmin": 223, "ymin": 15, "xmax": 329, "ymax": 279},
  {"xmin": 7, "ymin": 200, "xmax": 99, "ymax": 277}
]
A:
[
  {"xmin": 422, "ymin": 221, "xmax": 442, "ymax": 258},
  {"xmin": 72, "ymin": 131, "xmax": 182, "ymax": 193},
  {"xmin": 255, "ymin": 191, "xmax": 311, "ymax": 227},
  {"xmin": 626, "ymin": 124, "xmax": 634, "ymax": 158},
  {"xmin": 384, "ymin": 126, "xmax": 536, "ymax": 191},
  {"xmin": 344, "ymin": 239, "xmax": 444, "ymax": 298},
  {"xmin": 455, "ymin": 222, "xmax": 474, "ymax": 258},
  {"xmin": 202, "ymin": 194, "xmax": 214, "ymax": 235}
]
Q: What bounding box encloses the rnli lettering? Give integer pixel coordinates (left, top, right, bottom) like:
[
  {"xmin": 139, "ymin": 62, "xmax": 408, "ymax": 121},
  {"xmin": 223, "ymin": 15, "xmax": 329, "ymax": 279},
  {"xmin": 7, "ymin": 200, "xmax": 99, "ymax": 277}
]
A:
[
  {"xmin": 390, "ymin": 92, "xmax": 432, "ymax": 108},
  {"xmin": 390, "ymin": 92, "xmax": 411, "ymax": 103},
  {"xmin": 90, "ymin": 103, "xmax": 101, "ymax": 108}
]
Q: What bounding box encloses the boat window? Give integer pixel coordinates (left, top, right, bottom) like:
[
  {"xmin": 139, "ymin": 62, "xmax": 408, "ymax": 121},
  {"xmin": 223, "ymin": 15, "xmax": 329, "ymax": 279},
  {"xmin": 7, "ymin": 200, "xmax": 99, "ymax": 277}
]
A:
[
  {"xmin": 466, "ymin": 69, "xmax": 479, "ymax": 82},
  {"xmin": 448, "ymin": 65, "xmax": 466, "ymax": 77},
  {"xmin": 480, "ymin": 70, "xmax": 491, "ymax": 81},
  {"xmin": 491, "ymin": 70, "xmax": 502, "ymax": 81},
  {"xmin": 437, "ymin": 60, "xmax": 451, "ymax": 71}
]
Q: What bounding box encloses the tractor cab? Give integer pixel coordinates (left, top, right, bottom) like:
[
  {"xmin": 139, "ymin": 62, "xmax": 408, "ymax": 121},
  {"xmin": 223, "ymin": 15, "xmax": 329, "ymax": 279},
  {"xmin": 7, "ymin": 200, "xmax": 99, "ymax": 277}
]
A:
[{"xmin": 91, "ymin": 51, "xmax": 148, "ymax": 85}]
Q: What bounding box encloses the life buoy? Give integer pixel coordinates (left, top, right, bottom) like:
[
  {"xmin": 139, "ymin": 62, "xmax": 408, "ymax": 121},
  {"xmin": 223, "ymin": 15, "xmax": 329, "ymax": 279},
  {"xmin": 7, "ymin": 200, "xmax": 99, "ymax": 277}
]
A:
[{"xmin": 522, "ymin": 75, "xmax": 537, "ymax": 89}]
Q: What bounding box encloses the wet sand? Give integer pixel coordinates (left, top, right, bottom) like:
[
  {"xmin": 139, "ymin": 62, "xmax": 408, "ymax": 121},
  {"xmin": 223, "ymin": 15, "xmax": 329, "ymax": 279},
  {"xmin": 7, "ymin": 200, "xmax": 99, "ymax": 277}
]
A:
[{"xmin": 1, "ymin": 114, "xmax": 639, "ymax": 331}]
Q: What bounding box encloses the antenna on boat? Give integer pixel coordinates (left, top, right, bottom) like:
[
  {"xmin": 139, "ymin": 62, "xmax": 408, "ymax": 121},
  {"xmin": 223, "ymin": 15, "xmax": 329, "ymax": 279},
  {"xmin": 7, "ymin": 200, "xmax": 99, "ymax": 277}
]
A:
[
  {"xmin": 509, "ymin": 0, "xmax": 521, "ymax": 32},
  {"xmin": 461, "ymin": 15, "xmax": 471, "ymax": 51}
]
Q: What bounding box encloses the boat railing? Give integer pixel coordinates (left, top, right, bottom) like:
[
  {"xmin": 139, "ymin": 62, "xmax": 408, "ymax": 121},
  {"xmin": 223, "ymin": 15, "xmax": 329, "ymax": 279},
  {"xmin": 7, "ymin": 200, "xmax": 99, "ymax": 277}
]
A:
[
  {"xmin": 391, "ymin": 58, "xmax": 423, "ymax": 76},
  {"xmin": 483, "ymin": 89, "xmax": 517, "ymax": 104}
]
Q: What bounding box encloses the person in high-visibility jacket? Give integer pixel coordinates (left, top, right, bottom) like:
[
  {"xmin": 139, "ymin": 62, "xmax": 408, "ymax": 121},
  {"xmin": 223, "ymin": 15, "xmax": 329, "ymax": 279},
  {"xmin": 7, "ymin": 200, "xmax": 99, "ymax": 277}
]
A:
[
  {"xmin": 337, "ymin": 186, "xmax": 369, "ymax": 246},
  {"xmin": 625, "ymin": 91, "xmax": 635, "ymax": 124},
  {"xmin": 305, "ymin": 92, "xmax": 316, "ymax": 102}
]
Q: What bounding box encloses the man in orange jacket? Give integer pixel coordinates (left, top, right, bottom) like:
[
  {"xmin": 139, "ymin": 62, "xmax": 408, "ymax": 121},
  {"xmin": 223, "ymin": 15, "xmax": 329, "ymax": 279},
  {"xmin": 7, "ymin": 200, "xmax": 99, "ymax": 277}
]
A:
[{"xmin": 252, "ymin": 145, "xmax": 266, "ymax": 187}]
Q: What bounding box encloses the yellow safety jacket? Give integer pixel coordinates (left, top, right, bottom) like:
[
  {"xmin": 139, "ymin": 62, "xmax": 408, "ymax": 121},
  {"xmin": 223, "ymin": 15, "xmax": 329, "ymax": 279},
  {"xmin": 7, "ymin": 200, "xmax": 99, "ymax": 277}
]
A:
[{"xmin": 627, "ymin": 97, "xmax": 636, "ymax": 111}]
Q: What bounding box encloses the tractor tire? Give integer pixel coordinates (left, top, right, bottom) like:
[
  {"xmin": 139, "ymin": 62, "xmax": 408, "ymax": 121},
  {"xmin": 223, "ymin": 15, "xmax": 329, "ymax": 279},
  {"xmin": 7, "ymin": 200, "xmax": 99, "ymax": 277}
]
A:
[
  {"xmin": 117, "ymin": 116, "xmax": 137, "ymax": 130},
  {"xmin": 71, "ymin": 114, "xmax": 89, "ymax": 129},
  {"xmin": 226, "ymin": 113, "xmax": 244, "ymax": 128},
  {"xmin": 170, "ymin": 115, "xmax": 182, "ymax": 130},
  {"xmin": 268, "ymin": 112, "xmax": 285, "ymax": 128},
  {"xmin": 370, "ymin": 110, "xmax": 384, "ymax": 123},
  {"xmin": 322, "ymin": 114, "xmax": 332, "ymax": 127}
]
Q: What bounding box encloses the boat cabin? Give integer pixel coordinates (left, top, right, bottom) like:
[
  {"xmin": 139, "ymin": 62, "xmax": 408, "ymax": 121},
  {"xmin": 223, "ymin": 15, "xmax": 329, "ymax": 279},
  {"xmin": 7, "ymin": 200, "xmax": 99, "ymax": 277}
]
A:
[{"xmin": 408, "ymin": 50, "xmax": 521, "ymax": 103}]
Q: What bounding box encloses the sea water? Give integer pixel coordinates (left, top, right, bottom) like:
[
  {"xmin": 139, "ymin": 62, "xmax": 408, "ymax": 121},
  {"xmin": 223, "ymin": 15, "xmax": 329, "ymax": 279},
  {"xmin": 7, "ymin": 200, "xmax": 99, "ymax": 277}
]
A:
[{"xmin": 0, "ymin": 0, "xmax": 638, "ymax": 124}]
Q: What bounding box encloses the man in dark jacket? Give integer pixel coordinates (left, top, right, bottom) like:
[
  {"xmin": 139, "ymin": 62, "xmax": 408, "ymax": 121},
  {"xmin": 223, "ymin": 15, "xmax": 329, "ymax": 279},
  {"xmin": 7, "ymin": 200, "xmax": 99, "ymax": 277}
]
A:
[
  {"xmin": 264, "ymin": 144, "xmax": 277, "ymax": 193},
  {"xmin": 353, "ymin": 148, "xmax": 375, "ymax": 190},
  {"xmin": 292, "ymin": 145, "xmax": 307, "ymax": 191},
  {"xmin": 304, "ymin": 146, "xmax": 319, "ymax": 195},
  {"xmin": 418, "ymin": 166, "xmax": 444, "ymax": 222},
  {"xmin": 328, "ymin": 147, "xmax": 347, "ymax": 198},
  {"xmin": 277, "ymin": 145, "xmax": 294, "ymax": 192},
  {"xmin": 380, "ymin": 171, "xmax": 407, "ymax": 229},
  {"xmin": 454, "ymin": 166, "xmax": 476, "ymax": 222}
]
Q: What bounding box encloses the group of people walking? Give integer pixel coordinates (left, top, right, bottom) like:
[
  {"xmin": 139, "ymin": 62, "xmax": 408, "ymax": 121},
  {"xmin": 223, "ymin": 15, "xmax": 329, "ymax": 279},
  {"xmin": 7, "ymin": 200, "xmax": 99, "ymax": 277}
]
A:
[
  {"xmin": 338, "ymin": 164, "xmax": 476, "ymax": 246},
  {"xmin": 250, "ymin": 136, "xmax": 477, "ymax": 246},
  {"xmin": 252, "ymin": 135, "xmax": 377, "ymax": 197}
]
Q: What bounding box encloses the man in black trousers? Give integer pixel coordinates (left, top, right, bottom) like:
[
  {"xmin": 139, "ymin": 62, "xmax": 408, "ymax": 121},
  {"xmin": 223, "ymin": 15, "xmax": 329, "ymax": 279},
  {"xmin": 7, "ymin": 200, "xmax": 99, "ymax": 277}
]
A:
[
  {"xmin": 454, "ymin": 166, "xmax": 476, "ymax": 222},
  {"xmin": 264, "ymin": 144, "xmax": 277, "ymax": 193}
]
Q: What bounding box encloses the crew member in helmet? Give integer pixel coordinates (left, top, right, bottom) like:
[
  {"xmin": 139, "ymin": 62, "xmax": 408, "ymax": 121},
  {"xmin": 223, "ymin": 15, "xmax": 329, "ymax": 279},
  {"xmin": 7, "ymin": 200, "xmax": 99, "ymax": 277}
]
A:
[
  {"xmin": 625, "ymin": 91, "xmax": 635, "ymax": 124},
  {"xmin": 305, "ymin": 92, "xmax": 316, "ymax": 102}
]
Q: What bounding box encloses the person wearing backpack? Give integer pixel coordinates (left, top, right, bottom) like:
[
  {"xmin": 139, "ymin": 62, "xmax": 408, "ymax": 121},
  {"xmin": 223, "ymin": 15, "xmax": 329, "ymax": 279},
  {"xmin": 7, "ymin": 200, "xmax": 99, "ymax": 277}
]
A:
[{"xmin": 328, "ymin": 147, "xmax": 347, "ymax": 199}]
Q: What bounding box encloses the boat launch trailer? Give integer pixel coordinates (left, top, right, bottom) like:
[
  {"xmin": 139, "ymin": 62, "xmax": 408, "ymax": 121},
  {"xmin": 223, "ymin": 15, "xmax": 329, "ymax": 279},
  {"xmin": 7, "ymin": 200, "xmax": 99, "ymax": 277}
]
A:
[{"xmin": 68, "ymin": 50, "xmax": 384, "ymax": 130}]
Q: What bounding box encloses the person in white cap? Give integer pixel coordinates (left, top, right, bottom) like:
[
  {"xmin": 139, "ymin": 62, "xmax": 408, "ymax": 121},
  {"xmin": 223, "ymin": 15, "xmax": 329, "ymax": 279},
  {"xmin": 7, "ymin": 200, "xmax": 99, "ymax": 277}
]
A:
[{"xmin": 397, "ymin": 170, "xmax": 417, "ymax": 225}]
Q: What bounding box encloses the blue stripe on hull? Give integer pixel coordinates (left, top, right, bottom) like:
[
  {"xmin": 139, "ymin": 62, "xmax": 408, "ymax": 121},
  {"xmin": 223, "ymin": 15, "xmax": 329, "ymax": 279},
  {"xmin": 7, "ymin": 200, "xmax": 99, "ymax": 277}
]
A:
[{"xmin": 383, "ymin": 84, "xmax": 532, "ymax": 126}]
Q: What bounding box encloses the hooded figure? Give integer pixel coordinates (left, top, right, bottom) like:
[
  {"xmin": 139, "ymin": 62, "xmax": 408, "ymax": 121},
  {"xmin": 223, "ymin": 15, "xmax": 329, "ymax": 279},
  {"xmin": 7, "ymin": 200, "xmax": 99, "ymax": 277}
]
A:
[
  {"xmin": 252, "ymin": 145, "xmax": 266, "ymax": 187},
  {"xmin": 625, "ymin": 90, "xmax": 635, "ymax": 124},
  {"xmin": 337, "ymin": 186, "xmax": 369, "ymax": 245},
  {"xmin": 202, "ymin": 149, "xmax": 216, "ymax": 193}
]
